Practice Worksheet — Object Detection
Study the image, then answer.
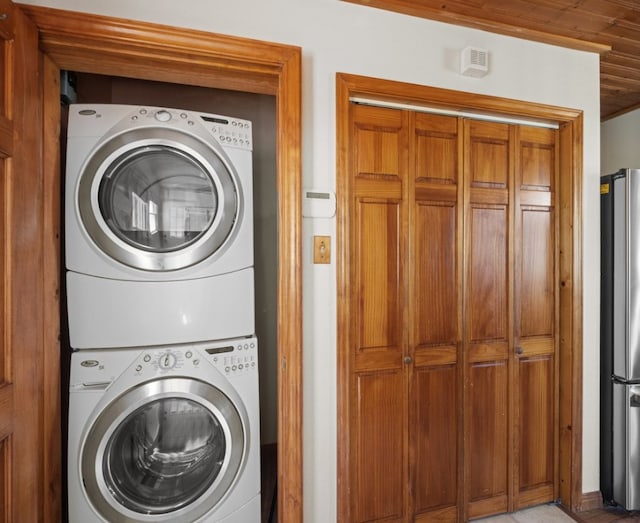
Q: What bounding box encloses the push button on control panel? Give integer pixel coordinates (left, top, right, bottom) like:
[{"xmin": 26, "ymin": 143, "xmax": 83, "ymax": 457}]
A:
[
  {"xmin": 209, "ymin": 120, "xmax": 252, "ymax": 150},
  {"xmin": 221, "ymin": 339, "xmax": 257, "ymax": 376}
]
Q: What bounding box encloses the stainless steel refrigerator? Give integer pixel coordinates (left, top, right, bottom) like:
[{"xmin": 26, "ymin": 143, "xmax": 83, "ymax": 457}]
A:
[{"xmin": 601, "ymin": 167, "xmax": 640, "ymax": 509}]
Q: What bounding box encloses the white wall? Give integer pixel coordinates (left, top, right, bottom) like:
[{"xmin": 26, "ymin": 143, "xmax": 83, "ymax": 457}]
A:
[
  {"xmin": 602, "ymin": 108, "xmax": 640, "ymax": 173},
  {"xmin": 21, "ymin": 0, "xmax": 602, "ymax": 519}
]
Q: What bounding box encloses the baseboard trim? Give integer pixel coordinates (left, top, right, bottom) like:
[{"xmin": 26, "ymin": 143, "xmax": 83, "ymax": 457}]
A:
[{"xmin": 576, "ymin": 490, "xmax": 603, "ymax": 512}]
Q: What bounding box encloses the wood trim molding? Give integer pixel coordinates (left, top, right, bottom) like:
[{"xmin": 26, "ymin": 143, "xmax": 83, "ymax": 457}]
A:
[
  {"xmin": 10, "ymin": 9, "xmax": 45, "ymax": 521},
  {"xmin": 42, "ymin": 53, "xmax": 62, "ymax": 523},
  {"xmin": 335, "ymin": 74, "xmax": 352, "ymax": 522},
  {"xmin": 338, "ymin": 73, "xmax": 583, "ymax": 123},
  {"xmin": 19, "ymin": 5, "xmax": 293, "ymax": 95},
  {"xmin": 17, "ymin": 5, "xmax": 303, "ymax": 521},
  {"xmin": 342, "ymin": 0, "xmax": 611, "ymax": 55},
  {"xmin": 563, "ymin": 113, "xmax": 585, "ymax": 513},
  {"xmin": 336, "ymin": 72, "xmax": 584, "ymax": 516}
]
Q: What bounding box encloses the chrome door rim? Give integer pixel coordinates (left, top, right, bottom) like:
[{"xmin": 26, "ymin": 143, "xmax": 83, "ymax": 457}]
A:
[
  {"xmin": 77, "ymin": 127, "xmax": 241, "ymax": 271},
  {"xmin": 81, "ymin": 377, "xmax": 245, "ymax": 522}
]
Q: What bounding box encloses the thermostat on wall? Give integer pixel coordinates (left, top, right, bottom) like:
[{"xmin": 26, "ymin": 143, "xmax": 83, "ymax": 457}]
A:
[{"xmin": 303, "ymin": 189, "xmax": 336, "ymax": 218}]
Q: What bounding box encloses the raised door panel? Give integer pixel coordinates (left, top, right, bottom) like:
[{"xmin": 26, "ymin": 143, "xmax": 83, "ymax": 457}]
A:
[
  {"xmin": 468, "ymin": 120, "xmax": 509, "ymax": 190},
  {"xmin": 467, "ymin": 360, "xmax": 509, "ymax": 519},
  {"xmin": 519, "ymin": 208, "xmax": 554, "ymax": 337},
  {"xmin": 355, "ymin": 200, "xmax": 402, "ymax": 359},
  {"xmin": 467, "ymin": 205, "xmax": 508, "ymax": 348},
  {"xmin": 414, "ymin": 201, "xmax": 457, "ymax": 347},
  {"xmin": 519, "ymin": 126, "xmax": 554, "ymax": 192},
  {"xmin": 517, "ymin": 355, "xmax": 555, "ymax": 506},
  {"xmin": 352, "ymin": 104, "xmax": 405, "ymax": 191},
  {"xmin": 414, "ymin": 112, "xmax": 458, "ymax": 185},
  {"xmin": 413, "ymin": 365, "xmax": 458, "ymax": 520},
  {"xmin": 353, "ymin": 371, "xmax": 405, "ymax": 523}
]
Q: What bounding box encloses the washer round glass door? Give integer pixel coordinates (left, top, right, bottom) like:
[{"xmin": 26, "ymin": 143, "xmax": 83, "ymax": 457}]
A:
[
  {"xmin": 78, "ymin": 127, "xmax": 240, "ymax": 271},
  {"xmin": 81, "ymin": 378, "xmax": 245, "ymax": 522}
]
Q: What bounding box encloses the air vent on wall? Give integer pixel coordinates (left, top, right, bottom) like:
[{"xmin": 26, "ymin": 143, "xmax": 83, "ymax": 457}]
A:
[{"xmin": 460, "ymin": 46, "xmax": 489, "ymax": 78}]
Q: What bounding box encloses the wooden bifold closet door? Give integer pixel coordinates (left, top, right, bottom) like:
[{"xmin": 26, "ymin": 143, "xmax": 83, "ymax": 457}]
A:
[{"xmin": 346, "ymin": 102, "xmax": 558, "ymax": 522}]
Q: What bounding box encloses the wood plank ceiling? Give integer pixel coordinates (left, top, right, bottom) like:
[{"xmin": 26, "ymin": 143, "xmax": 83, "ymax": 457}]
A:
[{"xmin": 344, "ymin": 0, "xmax": 640, "ymax": 120}]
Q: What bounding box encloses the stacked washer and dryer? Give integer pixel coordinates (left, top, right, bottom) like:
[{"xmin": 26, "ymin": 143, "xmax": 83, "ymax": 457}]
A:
[{"xmin": 64, "ymin": 104, "xmax": 261, "ymax": 523}]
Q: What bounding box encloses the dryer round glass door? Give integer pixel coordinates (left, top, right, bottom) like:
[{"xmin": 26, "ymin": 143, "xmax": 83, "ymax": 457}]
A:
[
  {"xmin": 77, "ymin": 127, "xmax": 241, "ymax": 271},
  {"xmin": 81, "ymin": 378, "xmax": 246, "ymax": 522}
]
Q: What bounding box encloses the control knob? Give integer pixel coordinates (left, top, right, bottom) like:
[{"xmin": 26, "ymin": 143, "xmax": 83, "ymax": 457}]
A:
[
  {"xmin": 155, "ymin": 110, "xmax": 172, "ymax": 122},
  {"xmin": 159, "ymin": 352, "xmax": 177, "ymax": 370}
]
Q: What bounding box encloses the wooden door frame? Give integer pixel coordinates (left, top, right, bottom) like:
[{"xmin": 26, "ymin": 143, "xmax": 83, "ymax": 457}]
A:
[
  {"xmin": 336, "ymin": 72, "xmax": 584, "ymax": 517},
  {"xmin": 17, "ymin": 4, "xmax": 303, "ymax": 522}
]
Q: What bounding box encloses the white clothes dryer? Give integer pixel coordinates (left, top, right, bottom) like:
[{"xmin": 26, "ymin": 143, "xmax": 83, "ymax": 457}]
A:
[
  {"xmin": 65, "ymin": 104, "xmax": 253, "ymax": 280},
  {"xmin": 64, "ymin": 104, "xmax": 255, "ymax": 348},
  {"xmin": 68, "ymin": 336, "xmax": 261, "ymax": 523}
]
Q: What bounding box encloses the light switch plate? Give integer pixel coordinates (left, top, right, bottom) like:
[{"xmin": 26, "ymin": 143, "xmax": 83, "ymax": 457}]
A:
[{"xmin": 313, "ymin": 236, "xmax": 331, "ymax": 264}]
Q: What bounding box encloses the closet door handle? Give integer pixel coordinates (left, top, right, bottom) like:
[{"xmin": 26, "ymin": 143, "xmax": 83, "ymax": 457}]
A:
[
  {"xmin": 404, "ymin": 356, "xmax": 412, "ymax": 364},
  {"xmin": 516, "ymin": 346, "xmax": 524, "ymax": 355}
]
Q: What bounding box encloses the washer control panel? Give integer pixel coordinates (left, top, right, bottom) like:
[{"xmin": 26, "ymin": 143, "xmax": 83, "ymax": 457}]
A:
[{"xmin": 70, "ymin": 337, "xmax": 259, "ymax": 389}]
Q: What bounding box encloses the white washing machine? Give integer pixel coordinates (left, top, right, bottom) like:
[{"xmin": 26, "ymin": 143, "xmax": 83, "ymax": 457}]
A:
[
  {"xmin": 64, "ymin": 104, "xmax": 255, "ymax": 348},
  {"xmin": 68, "ymin": 336, "xmax": 261, "ymax": 523}
]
